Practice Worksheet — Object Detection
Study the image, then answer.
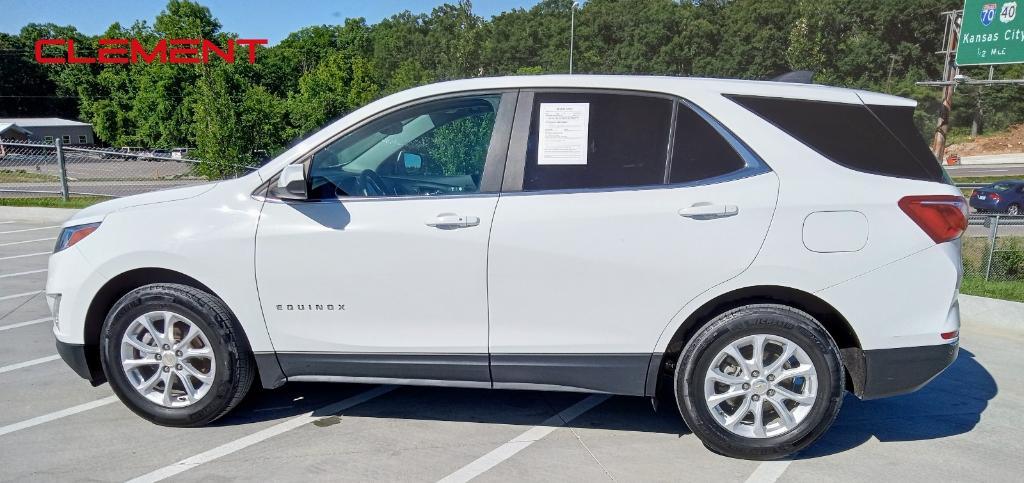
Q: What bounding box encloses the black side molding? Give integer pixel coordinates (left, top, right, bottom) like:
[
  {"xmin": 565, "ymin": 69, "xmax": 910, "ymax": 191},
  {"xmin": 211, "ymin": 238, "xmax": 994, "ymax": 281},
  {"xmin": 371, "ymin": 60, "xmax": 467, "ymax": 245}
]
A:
[
  {"xmin": 490, "ymin": 353, "xmax": 651, "ymax": 395},
  {"xmin": 277, "ymin": 352, "xmax": 491, "ymax": 384}
]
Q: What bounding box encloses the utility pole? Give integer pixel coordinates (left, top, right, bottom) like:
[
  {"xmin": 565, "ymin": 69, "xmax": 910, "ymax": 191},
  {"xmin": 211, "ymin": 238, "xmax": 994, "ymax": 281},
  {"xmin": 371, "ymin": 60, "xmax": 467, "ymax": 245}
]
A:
[
  {"xmin": 569, "ymin": 2, "xmax": 578, "ymax": 74},
  {"xmin": 932, "ymin": 10, "xmax": 961, "ymax": 161},
  {"xmin": 886, "ymin": 54, "xmax": 898, "ymax": 93}
]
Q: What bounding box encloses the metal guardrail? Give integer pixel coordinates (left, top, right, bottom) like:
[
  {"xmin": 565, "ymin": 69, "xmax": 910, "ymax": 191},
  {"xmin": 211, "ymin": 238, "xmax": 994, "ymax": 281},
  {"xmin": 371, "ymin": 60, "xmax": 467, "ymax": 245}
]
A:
[{"xmin": 0, "ymin": 139, "xmax": 255, "ymax": 200}]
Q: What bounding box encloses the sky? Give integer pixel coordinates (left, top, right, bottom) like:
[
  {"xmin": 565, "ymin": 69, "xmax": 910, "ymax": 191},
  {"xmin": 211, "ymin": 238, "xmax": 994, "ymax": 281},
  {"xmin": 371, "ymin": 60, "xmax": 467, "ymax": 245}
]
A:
[{"xmin": 0, "ymin": 0, "xmax": 540, "ymax": 45}]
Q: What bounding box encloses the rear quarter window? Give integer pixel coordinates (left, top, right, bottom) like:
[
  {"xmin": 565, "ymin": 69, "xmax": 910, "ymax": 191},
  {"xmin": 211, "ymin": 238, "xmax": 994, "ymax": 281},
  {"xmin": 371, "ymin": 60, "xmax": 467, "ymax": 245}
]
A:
[{"xmin": 727, "ymin": 95, "xmax": 945, "ymax": 183}]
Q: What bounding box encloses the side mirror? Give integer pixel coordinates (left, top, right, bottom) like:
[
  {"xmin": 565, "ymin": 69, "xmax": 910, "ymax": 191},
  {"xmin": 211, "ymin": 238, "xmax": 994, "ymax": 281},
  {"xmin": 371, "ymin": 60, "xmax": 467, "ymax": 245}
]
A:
[
  {"xmin": 402, "ymin": 152, "xmax": 423, "ymax": 171},
  {"xmin": 273, "ymin": 164, "xmax": 308, "ymax": 200}
]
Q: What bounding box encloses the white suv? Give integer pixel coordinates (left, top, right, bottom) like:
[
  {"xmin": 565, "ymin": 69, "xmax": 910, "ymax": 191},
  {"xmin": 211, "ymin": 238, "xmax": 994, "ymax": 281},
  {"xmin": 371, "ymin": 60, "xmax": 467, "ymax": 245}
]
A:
[{"xmin": 47, "ymin": 75, "xmax": 965, "ymax": 459}]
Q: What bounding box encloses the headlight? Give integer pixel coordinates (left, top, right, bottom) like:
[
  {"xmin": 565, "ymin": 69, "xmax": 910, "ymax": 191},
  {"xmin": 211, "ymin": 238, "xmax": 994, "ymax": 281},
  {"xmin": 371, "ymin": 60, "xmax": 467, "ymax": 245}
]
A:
[{"xmin": 54, "ymin": 222, "xmax": 101, "ymax": 253}]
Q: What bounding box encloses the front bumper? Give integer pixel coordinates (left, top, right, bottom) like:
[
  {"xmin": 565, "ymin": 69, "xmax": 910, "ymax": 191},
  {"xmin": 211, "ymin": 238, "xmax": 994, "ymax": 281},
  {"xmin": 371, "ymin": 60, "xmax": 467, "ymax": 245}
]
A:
[
  {"xmin": 55, "ymin": 340, "xmax": 106, "ymax": 386},
  {"xmin": 849, "ymin": 341, "xmax": 959, "ymax": 400}
]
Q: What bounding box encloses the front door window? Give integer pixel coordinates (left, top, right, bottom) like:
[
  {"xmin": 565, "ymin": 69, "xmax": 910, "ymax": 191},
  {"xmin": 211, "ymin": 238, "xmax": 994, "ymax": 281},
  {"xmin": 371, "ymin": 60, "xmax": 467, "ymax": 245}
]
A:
[{"xmin": 308, "ymin": 95, "xmax": 502, "ymax": 198}]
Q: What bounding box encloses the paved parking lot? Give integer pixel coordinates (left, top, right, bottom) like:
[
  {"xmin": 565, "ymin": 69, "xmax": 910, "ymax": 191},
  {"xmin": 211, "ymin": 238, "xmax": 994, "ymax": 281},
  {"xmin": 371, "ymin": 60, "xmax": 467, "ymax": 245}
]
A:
[{"xmin": 1, "ymin": 218, "xmax": 1022, "ymax": 482}]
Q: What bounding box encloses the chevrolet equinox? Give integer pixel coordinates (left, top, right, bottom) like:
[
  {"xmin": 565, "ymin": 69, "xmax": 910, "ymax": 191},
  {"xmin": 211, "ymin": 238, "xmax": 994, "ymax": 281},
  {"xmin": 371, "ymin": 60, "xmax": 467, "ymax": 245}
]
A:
[{"xmin": 47, "ymin": 75, "xmax": 965, "ymax": 459}]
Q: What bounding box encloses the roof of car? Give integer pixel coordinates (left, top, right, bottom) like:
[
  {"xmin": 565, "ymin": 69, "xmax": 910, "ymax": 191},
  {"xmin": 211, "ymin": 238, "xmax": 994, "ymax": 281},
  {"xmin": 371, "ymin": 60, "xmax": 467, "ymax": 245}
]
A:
[{"xmin": 400, "ymin": 75, "xmax": 916, "ymax": 107}]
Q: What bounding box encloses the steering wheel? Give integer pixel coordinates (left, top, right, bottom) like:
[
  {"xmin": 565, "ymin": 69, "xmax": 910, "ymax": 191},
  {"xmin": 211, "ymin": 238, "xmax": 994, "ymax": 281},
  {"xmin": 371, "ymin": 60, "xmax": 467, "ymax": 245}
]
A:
[{"xmin": 360, "ymin": 169, "xmax": 391, "ymax": 196}]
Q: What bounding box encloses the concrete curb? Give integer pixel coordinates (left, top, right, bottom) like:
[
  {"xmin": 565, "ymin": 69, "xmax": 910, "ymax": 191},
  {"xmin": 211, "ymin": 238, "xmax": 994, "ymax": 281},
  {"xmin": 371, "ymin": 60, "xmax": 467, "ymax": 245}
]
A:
[
  {"xmin": 0, "ymin": 206, "xmax": 80, "ymax": 223},
  {"xmin": 959, "ymin": 293, "xmax": 1024, "ymax": 334}
]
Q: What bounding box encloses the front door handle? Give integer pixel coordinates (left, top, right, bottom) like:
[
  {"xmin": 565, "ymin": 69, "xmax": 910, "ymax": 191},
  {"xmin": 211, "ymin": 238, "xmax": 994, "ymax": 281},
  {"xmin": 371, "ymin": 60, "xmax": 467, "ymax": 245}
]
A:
[
  {"xmin": 425, "ymin": 213, "xmax": 480, "ymax": 228},
  {"xmin": 678, "ymin": 203, "xmax": 739, "ymax": 219}
]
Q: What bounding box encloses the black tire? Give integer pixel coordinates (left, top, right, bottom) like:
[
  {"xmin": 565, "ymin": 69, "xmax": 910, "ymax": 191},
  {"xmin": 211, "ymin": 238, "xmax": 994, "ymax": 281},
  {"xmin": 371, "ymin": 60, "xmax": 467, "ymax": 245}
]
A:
[
  {"xmin": 1008, "ymin": 204, "xmax": 1020, "ymax": 216},
  {"xmin": 674, "ymin": 304, "xmax": 844, "ymax": 460},
  {"xmin": 100, "ymin": 283, "xmax": 255, "ymax": 427}
]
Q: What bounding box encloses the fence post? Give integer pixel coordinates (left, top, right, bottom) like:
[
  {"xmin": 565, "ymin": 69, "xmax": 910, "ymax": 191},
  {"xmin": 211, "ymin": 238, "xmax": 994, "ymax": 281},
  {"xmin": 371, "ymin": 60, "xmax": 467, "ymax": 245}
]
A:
[
  {"xmin": 983, "ymin": 215, "xmax": 998, "ymax": 281},
  {"xmin": 55, "ymin": 138, "xmax": 70, "ymax": 201}
]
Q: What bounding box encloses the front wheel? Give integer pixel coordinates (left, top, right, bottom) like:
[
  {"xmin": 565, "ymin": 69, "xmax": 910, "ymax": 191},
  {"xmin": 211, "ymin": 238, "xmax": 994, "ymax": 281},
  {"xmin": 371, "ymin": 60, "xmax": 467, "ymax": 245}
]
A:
[
  {"xmin": 674, "ymin": 304, "xmax": 844, "ymax": 460},
  {"xmin": 100, "ymin": 283, "xmax": 255, "ymax": 427},
  {"xmin": 1008, "ymin": 204, "xmax": 1020, "ymax": 216}
]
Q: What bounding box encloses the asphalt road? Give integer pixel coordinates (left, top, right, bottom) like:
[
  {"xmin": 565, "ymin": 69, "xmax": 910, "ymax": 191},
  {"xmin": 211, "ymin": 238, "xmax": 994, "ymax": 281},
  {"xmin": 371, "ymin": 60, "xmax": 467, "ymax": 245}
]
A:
[
  {"xmin": 1, "ymin": 219, "xmax": 1022, "ymax": 482},
  {"xmin": 945, "ymin": 163, "xmax": 1024, "ymax": 178}
]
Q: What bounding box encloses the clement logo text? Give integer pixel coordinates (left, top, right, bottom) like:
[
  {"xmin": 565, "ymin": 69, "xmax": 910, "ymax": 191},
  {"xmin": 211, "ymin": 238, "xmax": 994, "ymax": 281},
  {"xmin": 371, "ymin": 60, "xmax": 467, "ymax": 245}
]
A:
[{"xmin": 34, "ymin": 38, "xmax": 268, "ymax": 64}]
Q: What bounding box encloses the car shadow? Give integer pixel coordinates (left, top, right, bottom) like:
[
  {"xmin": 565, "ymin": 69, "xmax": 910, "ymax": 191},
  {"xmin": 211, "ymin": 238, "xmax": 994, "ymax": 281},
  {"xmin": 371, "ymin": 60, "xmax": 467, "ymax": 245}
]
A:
[
  {"xmin": 798, "ymin": 348, "xmax": 996, "ymax": 458},
  {"xmin": 211, "ymin": 349, "xmax": 994, "ymax": 457}
]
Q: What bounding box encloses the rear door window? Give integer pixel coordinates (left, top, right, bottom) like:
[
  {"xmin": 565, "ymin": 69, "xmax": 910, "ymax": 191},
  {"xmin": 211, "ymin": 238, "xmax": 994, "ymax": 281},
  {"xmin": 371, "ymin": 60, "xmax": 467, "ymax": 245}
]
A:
[
  {"xmin": 522, "ymin": 92, "xmax": 672, "ymax": 191},
  {"xmin": 670, "ymin": 103, "xmax": 748, "ymax": 183}
]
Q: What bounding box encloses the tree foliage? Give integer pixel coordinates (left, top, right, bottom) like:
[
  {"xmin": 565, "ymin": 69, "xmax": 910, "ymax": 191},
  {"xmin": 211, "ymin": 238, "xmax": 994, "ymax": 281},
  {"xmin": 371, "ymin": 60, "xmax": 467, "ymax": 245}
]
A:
[{"xmin": 4, "ymin": 0, "xmax": 1021, "ymax": 178}]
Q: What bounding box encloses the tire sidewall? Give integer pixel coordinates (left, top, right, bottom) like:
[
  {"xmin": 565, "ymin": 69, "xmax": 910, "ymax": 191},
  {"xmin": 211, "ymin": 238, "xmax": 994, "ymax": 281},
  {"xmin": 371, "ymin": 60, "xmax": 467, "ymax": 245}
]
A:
[
  {"xmin": 675, "ymin": 306, "xmax": 844, "ymax": 459},
  {"xmin": 101, "ymin": 286, "xmax": 239, "ymax": 426}
]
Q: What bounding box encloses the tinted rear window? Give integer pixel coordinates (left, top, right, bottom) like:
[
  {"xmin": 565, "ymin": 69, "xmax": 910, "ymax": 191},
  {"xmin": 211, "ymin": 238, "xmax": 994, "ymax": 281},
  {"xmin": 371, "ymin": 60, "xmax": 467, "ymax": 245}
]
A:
[
  {"xmin": 728, "ymin": 95, "xmax": 945, "ymax": 183},
  {"xmin": 523, "ymin": 92, "xmax": 672, "ymax": 191}
]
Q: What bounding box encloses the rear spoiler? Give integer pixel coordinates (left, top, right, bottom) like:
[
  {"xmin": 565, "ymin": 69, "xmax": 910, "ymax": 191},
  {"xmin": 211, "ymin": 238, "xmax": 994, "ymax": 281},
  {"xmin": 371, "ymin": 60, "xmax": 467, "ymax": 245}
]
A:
[{"xmin": 770, "ymin": 71, "xmax": 815, "ymax": 84}]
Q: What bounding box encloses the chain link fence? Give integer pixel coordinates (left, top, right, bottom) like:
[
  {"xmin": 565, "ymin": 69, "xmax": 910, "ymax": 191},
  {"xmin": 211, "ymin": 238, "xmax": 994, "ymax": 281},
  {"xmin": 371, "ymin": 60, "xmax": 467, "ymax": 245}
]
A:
[
  {"xmin": 0, "ymin": 139, "xmax": 254, "ymax": 200},
  {"xmin": 963, "ymin": 214, "xmax": 1024, "ymax": 283}
]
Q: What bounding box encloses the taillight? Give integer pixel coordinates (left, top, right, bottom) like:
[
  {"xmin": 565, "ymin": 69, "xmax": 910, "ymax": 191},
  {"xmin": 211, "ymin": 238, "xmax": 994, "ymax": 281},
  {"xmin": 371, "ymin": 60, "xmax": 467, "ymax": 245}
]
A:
[
  {"xmin": 991, "ymin": 193, "xmax": 1001, "ymax": 203},
  {"xmin": 898, "ymin": 195, "xmax": 967, "ymax": 243}
]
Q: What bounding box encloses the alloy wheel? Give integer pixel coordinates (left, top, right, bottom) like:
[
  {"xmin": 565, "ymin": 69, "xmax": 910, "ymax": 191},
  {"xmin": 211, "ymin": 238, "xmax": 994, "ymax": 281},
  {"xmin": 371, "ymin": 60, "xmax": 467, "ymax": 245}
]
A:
[
  {"xmin": 703, "ymin": 334, "xmax": 818, "ymax": 438},
  {"xmin": 119, "ymin": 311, "xmax": 216, "ymax": 408}
]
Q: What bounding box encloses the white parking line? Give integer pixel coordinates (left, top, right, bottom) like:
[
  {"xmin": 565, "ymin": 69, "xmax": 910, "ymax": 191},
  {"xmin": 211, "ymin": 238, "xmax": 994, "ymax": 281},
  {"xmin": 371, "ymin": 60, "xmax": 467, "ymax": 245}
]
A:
[
  {"xmin": 0, "ymin": 252, "xmax": 49, "ymax": 261},
  {"xmin": 437, "ymin": 394, "xmax": 610, "ymax": 483},
  {"xmin": 0, "ymin": 354, "xmax": 60, "ymax": 374},
  {"xmin": 0, "ymin": 396, "xmax": 119, "ymax": 437},
  {"xmin": 0, "ymin": 221, "xmax": 15, "ymax": 225},
  {"xmin": 0, "ymin": 290, "xmax": 42, "ymax": 301},
  {"xmin": 126, "ymin": 385, "xmax": 397, "ymax": 483},
  {"xmin": 0, "ymin": 269, "xmax": 47, "ymax": 279},
  {"xmin": 744, "ymin": 460, "xmax": 793, "ymax": 483},
  {"xmin": 0, "ymin": 237, "xmax": 56, "ymax": 247},
  {"xmin": 0, "ymin": 226, "xmax": 60, "ymax": 235},
  {"xmin": 0, "ymin": 317, "xmax": 52, "ymax": 332}
]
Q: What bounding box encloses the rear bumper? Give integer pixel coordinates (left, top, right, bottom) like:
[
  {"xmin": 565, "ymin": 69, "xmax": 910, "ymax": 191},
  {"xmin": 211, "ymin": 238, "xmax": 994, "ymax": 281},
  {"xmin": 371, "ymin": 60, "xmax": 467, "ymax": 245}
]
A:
[
  {"xmin": 852, "ymin": 341, "xmax": 959, "ymax": 400},
  {"xmin": 968, "ymin": 198, "xmax": 1002, "ymax": 212},
  {"xmin": 55, "ymin": 340, "xmax": 106, "ymax": 386}
]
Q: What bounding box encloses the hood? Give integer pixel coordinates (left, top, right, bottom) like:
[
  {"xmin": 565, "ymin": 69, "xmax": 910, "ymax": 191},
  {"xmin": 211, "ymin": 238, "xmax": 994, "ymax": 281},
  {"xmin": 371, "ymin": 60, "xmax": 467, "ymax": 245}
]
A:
[{"xmin": 66, "ymin": 182, "xmax": 219, "ymax": 225}]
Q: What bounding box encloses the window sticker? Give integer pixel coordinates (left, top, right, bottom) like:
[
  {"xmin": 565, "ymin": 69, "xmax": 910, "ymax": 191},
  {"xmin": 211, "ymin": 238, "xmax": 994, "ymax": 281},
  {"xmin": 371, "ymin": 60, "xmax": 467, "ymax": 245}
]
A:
[{"xmin": 537, "ymin": 103, "xmax": 589, "ymax": 165}]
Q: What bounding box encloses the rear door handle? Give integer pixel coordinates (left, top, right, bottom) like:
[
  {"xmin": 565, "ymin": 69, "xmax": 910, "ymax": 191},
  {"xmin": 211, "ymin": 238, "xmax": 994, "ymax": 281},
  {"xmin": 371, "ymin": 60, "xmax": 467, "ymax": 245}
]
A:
[
  {"xmin": 426, "ymin": 213, "xmax": 480, "ymax": 228},
  {"xmin": 678, "ymin": 203, "xmax": 739, "ymax": 219}
]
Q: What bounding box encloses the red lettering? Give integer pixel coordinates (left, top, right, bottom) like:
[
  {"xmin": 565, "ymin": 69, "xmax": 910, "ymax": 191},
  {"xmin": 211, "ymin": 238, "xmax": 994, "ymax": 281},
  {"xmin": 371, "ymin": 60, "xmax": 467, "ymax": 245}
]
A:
[
  {"xmin": 201, "ymin": 39, "xmax": 234, "ymax": 63},
  {"xmin": 35, "ymin": 37, "xmax": 263, "ymax": 65},
  {"xmin": 34, "ymin": 39, "xmax": 65, "ymax": 64},
  {"xmin": 235, "ymin": 39, "xmax": 267, "ymax": 63},
  {"xmin": 67, "ymin": 39, "xmax": 96, "ymax": 64},
  {"xmin": 169, "ymin": 39, "xmax": 200, "ymax": 64},
  {"xmin": 97, "ymin": 39, "xmax": 129, "ymax": 64},
  {"xmin": 130, "ymin": 39, "xmax": 168, "ymax": 63}
]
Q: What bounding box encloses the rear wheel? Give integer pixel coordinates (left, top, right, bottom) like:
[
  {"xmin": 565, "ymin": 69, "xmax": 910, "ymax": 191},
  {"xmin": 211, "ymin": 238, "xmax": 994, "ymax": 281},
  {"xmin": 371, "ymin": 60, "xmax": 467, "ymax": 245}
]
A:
[
  {"xmin": 1008, "ymin": 204, "xmax": 1020, "ymax": 216},
  {"xmin": 674, "ymin": 304, "xmax": 844, "ymax": 460},
  {"xmin": 100, "ymin": 283, "xmax": 254, "ymax": 427}
]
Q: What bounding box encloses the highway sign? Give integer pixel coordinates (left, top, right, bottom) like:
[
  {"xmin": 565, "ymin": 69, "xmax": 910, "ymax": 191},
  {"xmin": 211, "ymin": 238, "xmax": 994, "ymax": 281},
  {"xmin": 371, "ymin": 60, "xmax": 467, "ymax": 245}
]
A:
[{"xmin": 957, "ymin": 0, "xmax": 1024, "ymax": 65}]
